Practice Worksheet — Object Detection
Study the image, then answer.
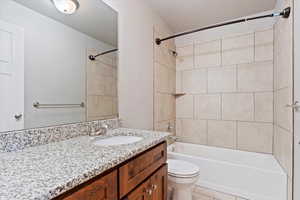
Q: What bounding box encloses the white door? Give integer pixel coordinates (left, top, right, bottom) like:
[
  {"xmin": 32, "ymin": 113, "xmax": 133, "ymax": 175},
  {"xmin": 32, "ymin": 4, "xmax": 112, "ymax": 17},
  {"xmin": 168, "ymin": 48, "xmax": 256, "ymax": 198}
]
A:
[
  {"xmin": 0, "ymin": 20, "xmax": 24, "ymax": 132},
  {"xmin": 294, "ymin": 0, "xmax": 300, "ymax": 199}
]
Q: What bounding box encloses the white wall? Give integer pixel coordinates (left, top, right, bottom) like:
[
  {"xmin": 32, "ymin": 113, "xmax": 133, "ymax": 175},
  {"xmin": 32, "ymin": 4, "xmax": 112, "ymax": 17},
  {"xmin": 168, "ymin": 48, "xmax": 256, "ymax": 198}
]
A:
[
  {"xmin": 175, "ymin": 10, "xmax": 276, "ymax": 46},
  {"xmin": 103, "ymin": 0, "xmax": 173, "ymax": 130},
  {"xmin": 0, "ymin": 0, "xmax": 114, "ymax": 129}
]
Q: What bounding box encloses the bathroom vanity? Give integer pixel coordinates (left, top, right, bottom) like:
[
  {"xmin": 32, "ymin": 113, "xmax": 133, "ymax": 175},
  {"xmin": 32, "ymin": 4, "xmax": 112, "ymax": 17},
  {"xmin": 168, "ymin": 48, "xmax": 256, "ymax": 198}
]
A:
[
  {"xmin": 54, "ymin": 142, "xmax": 167, "ymax": 200},
  {"xmin": 0, "ymin": 126, "xmax": 169, "ymax": 200}
]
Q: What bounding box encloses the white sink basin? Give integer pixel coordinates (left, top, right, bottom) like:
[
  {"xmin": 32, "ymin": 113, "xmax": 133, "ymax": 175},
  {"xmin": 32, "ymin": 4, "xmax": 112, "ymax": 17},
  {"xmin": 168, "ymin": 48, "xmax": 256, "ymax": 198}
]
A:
[{"xmin": 92, "ymin": 136, "xmax": 143, "ymax": 146}]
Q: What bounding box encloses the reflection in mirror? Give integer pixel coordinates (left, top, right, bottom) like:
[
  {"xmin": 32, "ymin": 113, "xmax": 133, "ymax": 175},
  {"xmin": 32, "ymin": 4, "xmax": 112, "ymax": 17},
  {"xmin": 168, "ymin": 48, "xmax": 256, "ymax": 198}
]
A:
[{"xmin": 0, "ymin": 0, "xmax": 118, "ymax": 133}]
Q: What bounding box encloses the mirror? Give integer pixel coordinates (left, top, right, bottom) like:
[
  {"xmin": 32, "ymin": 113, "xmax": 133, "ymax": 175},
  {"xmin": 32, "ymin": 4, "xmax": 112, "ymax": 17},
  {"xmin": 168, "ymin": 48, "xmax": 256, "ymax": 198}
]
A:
[{"xmin": 0, "ymin": 0, "xmax": 118, "ymax": 132}]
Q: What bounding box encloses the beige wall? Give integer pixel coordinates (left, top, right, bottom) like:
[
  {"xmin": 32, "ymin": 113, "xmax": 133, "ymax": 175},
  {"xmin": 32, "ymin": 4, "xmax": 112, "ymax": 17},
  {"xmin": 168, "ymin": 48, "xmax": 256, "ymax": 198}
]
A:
[
  {"xmin": 176, "ymin": 28, "xmax": 275, "ymax": 154},
  {"xmin": 153, "ymin": 28, "xmax": 176, "ymax": 134},
  {"xmin": 294, "ymin": 0, "xmax": 300, "ymax": 198},
  {"xmin": 86, "ymin": 50, "xmax": 118, "ymax": 121},
  {"xmin": 103, "ymin": 0, "xmax": 173, "ymax": 130},
  {"xmin": 274, "ymin": 0, "xmax": 294, "ymax": 199}
]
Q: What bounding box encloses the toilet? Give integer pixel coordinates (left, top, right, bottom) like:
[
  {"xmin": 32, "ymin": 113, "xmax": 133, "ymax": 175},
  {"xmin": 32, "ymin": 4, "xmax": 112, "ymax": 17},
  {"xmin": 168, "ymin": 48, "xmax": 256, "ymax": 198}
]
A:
[{"xmin": 167, "ymin": 159, "xmax": 200, "ymax": 200}]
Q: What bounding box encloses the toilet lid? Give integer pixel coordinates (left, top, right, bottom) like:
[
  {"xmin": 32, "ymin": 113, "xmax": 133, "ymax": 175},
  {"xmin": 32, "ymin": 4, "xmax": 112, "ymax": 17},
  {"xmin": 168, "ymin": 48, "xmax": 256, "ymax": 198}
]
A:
[{"xmin": 167, "ymin": 159, "xmax": 200, "ymax": 177}]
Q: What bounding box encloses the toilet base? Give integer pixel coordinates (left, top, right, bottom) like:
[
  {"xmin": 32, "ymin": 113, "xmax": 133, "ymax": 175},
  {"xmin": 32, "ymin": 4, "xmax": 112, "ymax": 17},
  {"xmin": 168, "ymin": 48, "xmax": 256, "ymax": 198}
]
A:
[
  {"xmin": 168, "ymin": 175, "xmax": 198, "ymax": 200},
  {"xmin": 168, "ymin": 186, "xmax": 194, "ymax": 200}
]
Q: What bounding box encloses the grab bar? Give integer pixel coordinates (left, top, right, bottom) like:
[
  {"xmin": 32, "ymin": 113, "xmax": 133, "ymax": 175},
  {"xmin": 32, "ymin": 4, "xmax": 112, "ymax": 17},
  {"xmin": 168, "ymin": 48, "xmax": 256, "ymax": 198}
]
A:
[{"xmin": 33, "ymin": 102, "xmax": 85, "ymax": 109}]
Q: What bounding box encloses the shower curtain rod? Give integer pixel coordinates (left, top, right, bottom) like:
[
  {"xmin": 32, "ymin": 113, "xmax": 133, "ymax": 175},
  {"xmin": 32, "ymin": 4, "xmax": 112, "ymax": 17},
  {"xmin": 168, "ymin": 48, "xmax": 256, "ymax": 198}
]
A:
[
  {"xmin": 89, "ymin": 48, "xmax": 118, "ymax": 61},
  {"xmin": 155, "ymin": 7, "xmax": 291, "ymax": 45}
]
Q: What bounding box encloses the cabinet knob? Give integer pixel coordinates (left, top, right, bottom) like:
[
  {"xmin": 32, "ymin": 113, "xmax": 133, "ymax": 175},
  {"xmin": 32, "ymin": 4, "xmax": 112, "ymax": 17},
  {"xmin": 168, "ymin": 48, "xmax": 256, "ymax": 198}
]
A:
[
  {"xmin": 152, "ymin": 184, "xmax": 158, "ymax": 190},
  {"xmin": 145, "ymin": 189, "xmax": 152, "ymax": 196}
]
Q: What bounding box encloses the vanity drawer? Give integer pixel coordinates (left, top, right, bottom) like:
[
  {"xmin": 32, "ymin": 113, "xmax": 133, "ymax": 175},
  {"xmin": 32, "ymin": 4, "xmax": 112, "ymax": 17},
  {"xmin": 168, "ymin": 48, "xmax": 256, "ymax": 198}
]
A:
[
  {"xmin": 119, "ymin": 142, "xmax": 167, "ymax": 198},
  {"xmin": 57, "ymin": 170, "xmax": 117, "ymax": 200}
]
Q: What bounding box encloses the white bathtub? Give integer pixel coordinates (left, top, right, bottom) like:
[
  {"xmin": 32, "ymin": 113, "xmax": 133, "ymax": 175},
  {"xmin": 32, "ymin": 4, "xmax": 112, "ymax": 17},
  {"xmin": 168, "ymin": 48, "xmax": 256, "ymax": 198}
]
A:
[{"xmin": 168, "ymin": 142, "xmax": 287, "ymax": 200}]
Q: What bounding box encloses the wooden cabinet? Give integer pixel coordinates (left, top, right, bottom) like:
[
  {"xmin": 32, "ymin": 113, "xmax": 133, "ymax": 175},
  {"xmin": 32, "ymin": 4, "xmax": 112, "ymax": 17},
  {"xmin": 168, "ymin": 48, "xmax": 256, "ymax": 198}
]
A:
[
  {"xmin": 54, "ymin": 142, "xmax": 167, "ymax": 200},
  {"xmin": 56, "ymin": 170, "xmax": 118, "ymax": 200},
  {"xmin": 150, "ymin": 165, "xmax": 167, "ymax": 200},
  {"xmin": 119, "ymin": 143, "xmax": 167, "ymax": 198},
  {"xmin": 125, "ymin": 165, "xmax": 167, "ymax": 200},
  {"xmin": 125, "ymin": 179, "xmax": 151, "ymax": 200}
]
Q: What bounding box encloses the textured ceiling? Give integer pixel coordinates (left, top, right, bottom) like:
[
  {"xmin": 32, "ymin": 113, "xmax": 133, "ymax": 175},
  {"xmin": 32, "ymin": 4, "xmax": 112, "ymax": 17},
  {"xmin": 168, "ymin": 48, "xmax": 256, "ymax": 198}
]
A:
[{"xmin": 146, "ymin": 0, "xmax": 276, "ymax": 33}]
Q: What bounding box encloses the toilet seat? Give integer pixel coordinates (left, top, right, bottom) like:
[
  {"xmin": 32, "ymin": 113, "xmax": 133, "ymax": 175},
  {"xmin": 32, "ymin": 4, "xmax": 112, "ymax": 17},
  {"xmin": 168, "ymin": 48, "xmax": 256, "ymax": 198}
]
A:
[{"xmin": 168, "ymin": 159, "xmax": 200, "ymax": 178}]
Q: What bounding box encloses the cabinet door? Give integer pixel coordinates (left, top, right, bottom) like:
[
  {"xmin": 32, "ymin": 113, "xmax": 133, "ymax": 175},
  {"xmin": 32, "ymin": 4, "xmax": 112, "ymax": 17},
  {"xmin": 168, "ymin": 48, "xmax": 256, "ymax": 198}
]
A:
[
  {"xmin": 119, "ymin": 143, "xmax": 167, "ymax": 198},
  {"xmin": 126, "ymin": 165, "xmax": 168, "ymax": 200},
  {"xmin": 150, "ymin": 165, "xmax": 167, "ymax": 200},
  {"xmin": 58, "ymin": 170, "xmax": 118, "ymax": 200},
  {"xmin": 126, "ymin": 179, "xmax": 151, "ymax": 200}
]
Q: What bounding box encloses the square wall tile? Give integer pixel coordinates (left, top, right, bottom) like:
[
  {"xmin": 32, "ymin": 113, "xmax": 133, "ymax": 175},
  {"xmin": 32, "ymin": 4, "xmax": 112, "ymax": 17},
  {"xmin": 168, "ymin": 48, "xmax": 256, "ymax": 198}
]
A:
[
  {"xmin": 160, "ymin": 46, "xmax": 176, "ymax": 68},
  {"xmin": 255, "ymin": 44, "xmax": 273, "ymax": 62},
  {"xmin": 176, "ymin": 56, "xmax": 194, "ymax": 70},
  {"xmin": 276, "ymin": 39, "xmax": 293, "ymax": 89},
  {"xmin": 176, "ymin": 95, "xmax": 194, "ymax": 118},
  {"xmin": 255, "ymin": 92, "xmax": 273, "ymax": 123},
  {"xmin": 195, "ymin": 53, "xmax": 221, "ymax": 68},
  {"xmin": 176, "ymin": 71, "xmax": 182, "ymax": 93},
  {"xmin": 87, "ymin": 61, "xmax": 113, "ymax": 77},
  {"xmin": 176, "ymin": 119, "xmax": 207, "ymax": 144},
  {"xmin": 155, "ymin": 63, "xmax": 169, "ymax": 93},
  {"xmin": 208, "ymin": 67, "xmax": 236, "ymax": 93},
  {"xmin": 177, "ymin": 45, "xmax": 194, "ymax": 57},
  {"xmin": 276, "ymin": 88, "xmax": 293, "ymax": 131},
  {"xmin": 274, "ymin": 126, "xmax": 293, "ymax": 177},
  {"xmin": 195, "ymin": 95, "xmax": 221, "ymax": 120},
  {"xmin": 237, "ymin": 61, "xmax": 273, "ymax": 92},
  {"xmin": 222, "ymin": 33, "xmax": 254, "ymax": 51},
  {"xmin": 156, "ymin": 94, "xmax": 175, "ymax": 122},
  {"xmin": 87, "ymin": 96, "xmax": 113, "ymax": 118},
  {"xmin": 255, "ymin": 28, "xmax": 274, "ymax": 45},
  {"xmin": 195, "ymin": 40, "xmax": 221, "ymax": 54},
  {"xmin": 169, "ymin": 69, "xmax": 176, "ymax": 93},
  {"xmin": 222, "ymin": 93, "xmax": 254, "ymax": 121},
  {"xmin": 112, "ymin": 97, "xmax": 118, "ymax": 115},
  {"xmin": 237, "ymin": 122, "xmax": 273, "ymax": 153},
  {"xmin": 182, "ymin": 69, "xmax": 207, "ymax": 94},
  {"xmin": 208, "ymin": 120, "xmax": 236, "ymax": 149},
  {"xmin": 222, "ymin": 47, "xmax": 254, "ymax": 65},
  {"xmin": 288, "ymin": 177, "xmax": 293, "ymax": 200},
  {"xmin": 98, "ymin": 54, "xmax": 113, "ymax": 66},
  {"xmin": 155, "ymin": 120, "xmax": 175, "ymax": 135}
]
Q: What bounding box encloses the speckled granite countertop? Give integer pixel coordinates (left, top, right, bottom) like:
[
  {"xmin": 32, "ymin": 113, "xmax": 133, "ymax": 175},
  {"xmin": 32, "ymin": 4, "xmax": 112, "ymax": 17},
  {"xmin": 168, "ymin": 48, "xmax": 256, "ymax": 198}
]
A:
[{"xmin": 0, "ymin": 128, "xmax": 169, "ymax": 200}]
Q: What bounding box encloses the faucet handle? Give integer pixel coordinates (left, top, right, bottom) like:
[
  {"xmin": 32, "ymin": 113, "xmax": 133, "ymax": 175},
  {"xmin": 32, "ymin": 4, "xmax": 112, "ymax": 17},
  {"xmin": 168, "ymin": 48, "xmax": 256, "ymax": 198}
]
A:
[
  {"xmin": 89, "ymin": 124, "xmax": 109, "ymax": 136},
  {"xmin": 103, "ymin": 124, "xmax": 109, "ymax": 129},
  {"xmin": 168, "ymin": 135, "xmax": 179, "ymax": 142}
]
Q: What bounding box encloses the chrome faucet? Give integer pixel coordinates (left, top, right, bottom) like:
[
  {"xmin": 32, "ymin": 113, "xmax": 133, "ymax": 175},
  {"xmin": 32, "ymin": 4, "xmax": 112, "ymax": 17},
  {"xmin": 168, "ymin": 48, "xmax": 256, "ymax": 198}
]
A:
[
  {"xmin": 167, "ymin": 122, "xmax": 174, "ymax": 132},
  {"xmin": 89, "ymin": 124, "xmax": 109, "ymax": 136},
  {"xmin": 101, "ymin": 124, "xmax": 109, "ymax": 134}
]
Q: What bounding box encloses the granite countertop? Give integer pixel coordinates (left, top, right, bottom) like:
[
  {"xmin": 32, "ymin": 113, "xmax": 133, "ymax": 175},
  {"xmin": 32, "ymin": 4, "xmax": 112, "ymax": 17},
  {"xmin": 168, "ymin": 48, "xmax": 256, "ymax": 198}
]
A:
[{"xmin": 0, "ymin": 128, "xmax": 169, "ymax": 200}]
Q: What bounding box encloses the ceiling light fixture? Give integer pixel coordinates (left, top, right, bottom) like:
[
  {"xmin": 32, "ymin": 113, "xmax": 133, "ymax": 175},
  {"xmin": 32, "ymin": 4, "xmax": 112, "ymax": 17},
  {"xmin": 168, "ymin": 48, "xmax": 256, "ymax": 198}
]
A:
[{"xmin": 51, "ymin": 0, "xmax": 80, "ymax": 15}]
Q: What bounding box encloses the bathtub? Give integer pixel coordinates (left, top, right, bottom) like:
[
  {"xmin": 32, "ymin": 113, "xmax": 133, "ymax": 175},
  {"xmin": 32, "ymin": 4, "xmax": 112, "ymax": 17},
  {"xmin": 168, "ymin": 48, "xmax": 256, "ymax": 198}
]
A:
[{"xmin": 168, "ymin": 142, "xmax": 287, "ymax": 200}]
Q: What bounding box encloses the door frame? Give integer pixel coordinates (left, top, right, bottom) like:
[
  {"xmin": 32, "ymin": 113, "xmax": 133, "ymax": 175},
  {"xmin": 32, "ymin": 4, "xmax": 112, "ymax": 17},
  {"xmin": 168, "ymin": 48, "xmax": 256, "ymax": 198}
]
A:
[
  {"xmin": 294, "ymin": 0, "xmax": 299, "ymax": 199},
  {"xmin": 0, "ymin": 19, "xmax": 24, "ymax": 132}
]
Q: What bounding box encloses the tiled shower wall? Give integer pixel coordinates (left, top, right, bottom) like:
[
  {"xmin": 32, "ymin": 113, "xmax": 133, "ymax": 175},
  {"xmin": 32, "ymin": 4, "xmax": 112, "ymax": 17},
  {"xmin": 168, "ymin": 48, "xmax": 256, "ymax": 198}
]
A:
[
  {"xmin": 176, "ymin": 28, "xmax": 275, "ymax": 153},
  {"xmin": 274, "ymin": 0, "xmax": 294, "ymax": 199},
  {"xmin": 86, "ymin": 49, "xmax": 118, "ymax": 121},
  {"xmin": 154, "ymin": 28, "xmax": 176, "ymax": 134}
]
